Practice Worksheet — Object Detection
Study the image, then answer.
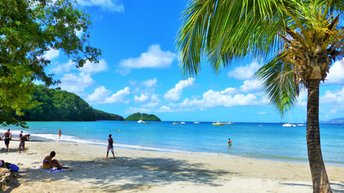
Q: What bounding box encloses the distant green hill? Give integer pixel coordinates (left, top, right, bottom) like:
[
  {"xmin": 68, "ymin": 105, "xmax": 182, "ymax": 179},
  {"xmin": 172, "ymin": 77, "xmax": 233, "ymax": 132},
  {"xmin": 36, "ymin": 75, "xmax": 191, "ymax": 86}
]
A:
[
  {"xmin": 125, "ymin": 112, "xmax": 161, "ymax": 121},
  {"xmin": 22, "ymin": 85, "xmax": 124, "ymax": 121}
]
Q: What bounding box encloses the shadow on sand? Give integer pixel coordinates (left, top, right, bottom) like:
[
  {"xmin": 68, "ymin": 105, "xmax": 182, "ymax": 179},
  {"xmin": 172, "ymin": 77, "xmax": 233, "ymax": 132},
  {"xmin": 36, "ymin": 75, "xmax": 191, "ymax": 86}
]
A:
[
  {"xmin": 18, "ymin": 156, "xmax": 233, "ymax": 192},
  {"xmin": 281, "ymin": 182, "xmax": 344, "ymax": 193}
]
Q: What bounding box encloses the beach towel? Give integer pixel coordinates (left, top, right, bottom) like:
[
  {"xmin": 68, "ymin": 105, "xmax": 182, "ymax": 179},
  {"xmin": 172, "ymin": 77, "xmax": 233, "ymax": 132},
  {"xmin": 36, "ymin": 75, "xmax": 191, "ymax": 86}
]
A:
[{"xmin": 45, "ymin": 168, "xmax": 65, "ymax": 174}]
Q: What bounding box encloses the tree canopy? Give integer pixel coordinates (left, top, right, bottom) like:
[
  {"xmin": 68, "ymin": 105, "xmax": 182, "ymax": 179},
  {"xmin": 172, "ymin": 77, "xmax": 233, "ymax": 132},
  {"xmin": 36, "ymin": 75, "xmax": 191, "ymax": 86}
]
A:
[
  {"xmin": 21, "ymin": 85, "xmax": 124, "ymax": 121},
  {"xmin": 0, "ymin": 0, "xmax": 100, "ymax": 126}
]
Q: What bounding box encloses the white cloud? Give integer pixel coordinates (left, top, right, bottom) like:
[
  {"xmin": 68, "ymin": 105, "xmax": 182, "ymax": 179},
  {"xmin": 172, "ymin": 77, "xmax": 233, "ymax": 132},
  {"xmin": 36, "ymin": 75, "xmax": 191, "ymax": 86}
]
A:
[
  {"xmin": 59, "ymin": 73, "xmax": 93, "ymax": 94},
  {"xmin": 179, "ymin": 89, "xmax": 259, "ymax": 109},
  {"xmin": 142, "ymin": 78, "xmax": 157, "ymax": 88},
  {"xmin": 228, "ymin": 60, "xmax": 261, "ymax": 80},
  {"xmin": 77, "ymin": 0, "xmax": 124, "ymax": 12},
  {"xmin": 119, "ymin": 44, "xmax": 177, "ymax": 70},
  {"xmin": 134, "ymin": 94, "xmax": 149, "ymax": 103},
  {"xmin": 320, "ymin": 87, "xmax": 344, "ymax": 104},
  {"xmin": 87, "ymin": 86, "xmax": 110, "ymax": 102},
  {"xmin": 240, "ymin": 79, "xmax": 263, "ymax": 92},
  {"xmin": 164, "ymin": 78, "xmax": 195, "ymax": 101},
  {"xmin": 104, "ymin": 87, "xmax": 130, "ymax": 103},
  {"xmin": 44, "ymin": 49, "xmax": 60, "ymax": 60},
  {"xmin": 159, "ymin": 105, "xmax": 171, "ymax": 112},
  {"xmin": 87, "ymin": 86, "xmax": 130, "ymax": 104},
  {"xmin": 326, "ymin": 60, "xmax": 344, "ymax": 84},
  {"xmin": 80, "ymin": 59, "xmax": 108, "ymax": 74},
  {"xmin": 51, "ymin": 60, "xmax": 75, "ymax": 74},
  {"xmin": 296, "ymin": 88, "xmax": 307, "ymax": 106}
]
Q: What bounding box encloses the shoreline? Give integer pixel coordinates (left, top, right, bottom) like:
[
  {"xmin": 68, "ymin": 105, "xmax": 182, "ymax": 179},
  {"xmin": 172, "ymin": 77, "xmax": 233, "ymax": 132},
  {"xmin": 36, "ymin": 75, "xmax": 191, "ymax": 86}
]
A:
[
  {"xmin": 4, "ymin": 133, "xmax": 344, "ymax": 167},
  {"xmin": 1, "ymin": 140, "xmax": 343, "ymax": 192}
]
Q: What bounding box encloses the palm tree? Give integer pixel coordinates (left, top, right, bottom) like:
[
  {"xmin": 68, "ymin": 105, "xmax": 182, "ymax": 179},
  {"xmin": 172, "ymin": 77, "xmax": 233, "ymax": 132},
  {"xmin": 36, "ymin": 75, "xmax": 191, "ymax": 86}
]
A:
[{"xmin": 177, "ymin": 1, "xmax": 344, "ymax": 193}]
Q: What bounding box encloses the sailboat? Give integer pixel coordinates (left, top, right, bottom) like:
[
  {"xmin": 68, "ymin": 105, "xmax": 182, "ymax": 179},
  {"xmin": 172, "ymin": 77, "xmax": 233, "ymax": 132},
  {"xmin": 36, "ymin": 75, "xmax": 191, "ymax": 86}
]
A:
[{"xmin": 137, "ymin": 113, "xmax": 146, "ymax": 124}]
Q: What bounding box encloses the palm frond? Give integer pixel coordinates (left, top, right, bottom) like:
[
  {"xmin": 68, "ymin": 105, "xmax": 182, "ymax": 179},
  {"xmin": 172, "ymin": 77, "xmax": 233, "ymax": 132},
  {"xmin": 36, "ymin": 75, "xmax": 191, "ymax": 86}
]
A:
[
  {"xmin": 177, "ymin": 0, "xmax": 285, "ymax": 76},
  {"xmin": 255, "ymin": 53, "xmax": 298, "ymax": 114}
]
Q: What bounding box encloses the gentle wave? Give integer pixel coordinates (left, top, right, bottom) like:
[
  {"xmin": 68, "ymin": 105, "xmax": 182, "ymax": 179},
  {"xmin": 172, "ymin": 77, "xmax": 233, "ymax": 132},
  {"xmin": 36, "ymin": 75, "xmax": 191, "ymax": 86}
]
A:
[{"xmin": 30, "ymin": 133, "xmax": 190, "ymax": 153}]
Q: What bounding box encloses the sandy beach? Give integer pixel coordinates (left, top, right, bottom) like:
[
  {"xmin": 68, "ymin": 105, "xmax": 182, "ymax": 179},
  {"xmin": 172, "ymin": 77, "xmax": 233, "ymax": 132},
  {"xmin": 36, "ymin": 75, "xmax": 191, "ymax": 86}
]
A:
[{"xmin": 1, "ymin": 139, "xmax": 343, "ymax": 193}]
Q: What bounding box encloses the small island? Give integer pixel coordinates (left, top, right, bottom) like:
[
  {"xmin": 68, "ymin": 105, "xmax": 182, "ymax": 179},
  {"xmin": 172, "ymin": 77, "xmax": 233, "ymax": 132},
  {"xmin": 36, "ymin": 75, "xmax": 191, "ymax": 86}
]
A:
[{"xmin": 125, "ymin": 112, "xmax": 161, "ymax": 121}]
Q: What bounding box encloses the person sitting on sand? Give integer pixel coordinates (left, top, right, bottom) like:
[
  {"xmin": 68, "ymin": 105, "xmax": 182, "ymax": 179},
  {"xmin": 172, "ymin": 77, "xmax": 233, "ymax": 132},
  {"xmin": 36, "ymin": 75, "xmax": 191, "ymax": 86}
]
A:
[
  {"xmin": 43, "ymin": 151, "xmax": 64, "ymax": 170},
  {"xmin": 2, "ymin": 129, "xmax": 12, "ymax": 152},
  {"xmin": 106, "ymin": 134, "xmax": 115, "ymax": 159}
]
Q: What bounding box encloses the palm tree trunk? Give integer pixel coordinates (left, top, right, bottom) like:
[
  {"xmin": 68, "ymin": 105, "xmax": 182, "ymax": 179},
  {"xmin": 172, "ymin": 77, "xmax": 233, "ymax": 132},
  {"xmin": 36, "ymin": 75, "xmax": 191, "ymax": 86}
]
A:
[{"xmin": 306, "ymin": 79, "xmax": 332, "ymax": 193}]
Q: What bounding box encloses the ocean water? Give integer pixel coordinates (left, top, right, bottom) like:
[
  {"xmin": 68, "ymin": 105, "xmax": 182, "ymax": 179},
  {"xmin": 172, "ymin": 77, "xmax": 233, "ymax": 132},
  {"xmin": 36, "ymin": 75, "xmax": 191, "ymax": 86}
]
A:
[{"xmin": 1, "ymin": 121, "xmax": 344, "ymax": 165}]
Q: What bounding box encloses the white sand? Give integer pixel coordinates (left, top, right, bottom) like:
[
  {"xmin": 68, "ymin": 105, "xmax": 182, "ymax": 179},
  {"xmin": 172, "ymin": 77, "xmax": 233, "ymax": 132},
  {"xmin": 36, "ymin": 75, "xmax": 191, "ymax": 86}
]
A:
[{"xmin": 1, "ymin": 140, "xmax": 343, "ymax": 193}]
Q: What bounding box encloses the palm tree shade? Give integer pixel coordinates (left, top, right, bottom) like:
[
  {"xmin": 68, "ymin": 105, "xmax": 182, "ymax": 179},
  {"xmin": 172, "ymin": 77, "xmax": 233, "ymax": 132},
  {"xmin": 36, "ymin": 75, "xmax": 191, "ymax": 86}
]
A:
[{"xmin": 177, "ymin": 1, "xmax": 344, "ymax": 193}]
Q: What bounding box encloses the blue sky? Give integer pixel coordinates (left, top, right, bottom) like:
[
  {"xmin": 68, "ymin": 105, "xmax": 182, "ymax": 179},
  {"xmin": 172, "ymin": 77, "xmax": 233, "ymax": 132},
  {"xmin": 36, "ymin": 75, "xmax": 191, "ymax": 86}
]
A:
[{"xmin": 44, "ymin": 0, "xmax": 344, "ymax": 123}]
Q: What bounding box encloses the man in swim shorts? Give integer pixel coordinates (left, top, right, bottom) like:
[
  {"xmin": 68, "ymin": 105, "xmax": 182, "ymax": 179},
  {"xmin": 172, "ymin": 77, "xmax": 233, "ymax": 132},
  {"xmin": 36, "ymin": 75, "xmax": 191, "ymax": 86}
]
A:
[{"xmin": 2, "ymin": 129, "xmax": 12, "ymax": 152}]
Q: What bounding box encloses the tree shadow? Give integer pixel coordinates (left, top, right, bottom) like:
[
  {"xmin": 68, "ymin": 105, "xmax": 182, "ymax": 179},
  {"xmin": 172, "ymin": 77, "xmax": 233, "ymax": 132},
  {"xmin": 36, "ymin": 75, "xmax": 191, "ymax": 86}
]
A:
[
  {"xmin": 281, "ymin": 182, "xmax": 344, "ymax": 193},
  {"xmin": 18, "ymin": 156, "xmax": 233, "ymax": 192}
]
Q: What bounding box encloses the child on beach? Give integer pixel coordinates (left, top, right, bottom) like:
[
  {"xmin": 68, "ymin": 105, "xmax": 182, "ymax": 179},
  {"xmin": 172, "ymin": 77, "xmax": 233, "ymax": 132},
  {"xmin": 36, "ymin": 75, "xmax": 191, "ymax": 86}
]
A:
[
  {"xmin": 106, "ymin": 134, "xmax": 115, "ymax": 159},
  {"xmin": 2, "ymin": 129, "xmax": 12, "ymax": 152}
]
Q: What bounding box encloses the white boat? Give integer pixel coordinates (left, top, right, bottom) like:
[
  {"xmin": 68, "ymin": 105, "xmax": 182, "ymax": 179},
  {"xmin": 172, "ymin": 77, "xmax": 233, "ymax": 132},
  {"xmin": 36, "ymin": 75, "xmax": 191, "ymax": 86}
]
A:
[
  {"xmin": 172, "ymin": 121, "xmax": 180, "ymax": 125},
  {"xmin": 296, "ymin": 123, "xmax": 305, "ymax": 127},
  {"xmin": 180, "ymin": 122, "xmax": 186, "ymax": 125},
  {"xmin": 137, "ymin": 120, "xmax": 146, "ymax": 124},
  {"xmin": 282, "ymin": 123, "xmax": 296, "ymax": 127},
  {"xmin": 193, "ymin": 121, "xmax": 200, "ymax": 124},
  {"xmin": 212, "ymin": 121, "xmax": 225, "ymax": 126},
  {"xmin": 137, "ymin": 113, "xmax": 147, "ymax": 124}
]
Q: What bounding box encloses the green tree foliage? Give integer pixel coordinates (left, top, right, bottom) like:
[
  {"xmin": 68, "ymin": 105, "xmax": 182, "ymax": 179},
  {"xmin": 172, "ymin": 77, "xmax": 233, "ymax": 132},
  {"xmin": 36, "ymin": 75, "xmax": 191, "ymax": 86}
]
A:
[
  {"xmin": 177, "ymin": 1, "xmax": 344, "ymax": 192},
  {"xmin": 22, "ymin": 85, "xmax": 123, "ymax": 121},
  {"xmin": 0, "ymin": 0, "xmax": 100, "ymax": 126},
  {"xmin": 125, "ymin": 112, "xmax": 161, "ymax": 121}
]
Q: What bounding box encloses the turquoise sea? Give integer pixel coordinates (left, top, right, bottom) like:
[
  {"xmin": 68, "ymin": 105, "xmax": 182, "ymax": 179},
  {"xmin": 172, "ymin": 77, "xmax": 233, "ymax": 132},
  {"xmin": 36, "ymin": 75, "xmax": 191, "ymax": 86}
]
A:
[{"xmin": 2, "ymin": 121, "xmax": 344, "ymax": 165}]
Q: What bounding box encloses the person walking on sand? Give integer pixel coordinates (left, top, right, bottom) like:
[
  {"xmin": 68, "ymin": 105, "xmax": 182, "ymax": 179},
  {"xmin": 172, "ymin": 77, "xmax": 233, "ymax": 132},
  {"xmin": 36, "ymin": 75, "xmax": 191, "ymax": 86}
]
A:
[
  {"xmin": 58, "ymin": 129, "xmax": 62, "ymax": 139},
  {"xmin": 19, "ymin": 131, "xmax": 25, "ymax": 154},
  {"xmin": 2, "ymin": 129, "xmax": 12, "ymax": 152},
  {"xmin": 106, "ymin": 134, "xmax": 115, "ymax": 159}
]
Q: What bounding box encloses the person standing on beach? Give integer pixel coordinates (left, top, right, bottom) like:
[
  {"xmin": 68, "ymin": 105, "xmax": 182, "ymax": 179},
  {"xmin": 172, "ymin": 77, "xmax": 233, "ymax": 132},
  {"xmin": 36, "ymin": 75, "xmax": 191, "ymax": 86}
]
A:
[
  {"xmin": 2, "ymin": 129, "xmax": 12, "ymax": 152},
  {"xmin": 19, "ymin": 131, "xmax": 25, "ymax": 154},
  {"xmin": 106, "ymin": 134, "xmax": 115, "ymax": 159},
  {"xmin": 58, "ymin": 129, "xmax": 62, "ymax": 139}
]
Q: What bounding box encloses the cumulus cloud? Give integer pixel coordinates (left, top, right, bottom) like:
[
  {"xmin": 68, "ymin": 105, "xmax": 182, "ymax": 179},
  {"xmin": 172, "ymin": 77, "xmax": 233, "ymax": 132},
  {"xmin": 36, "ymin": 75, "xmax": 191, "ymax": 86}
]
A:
[
  {"xmin": 77, "ymin": 0, "xmax": 124, "ymax": 12},
  {"xmin": 179, "ymin": 89, "xmax": 259, "ymax": 109},
  {"xmin": 43, "ymin": 49, "xmax": 60, "ymax": 60},
  {"xmin": 134, "ymin": 94, "xmax": 149, "ymax": 103},
  {"xmin": 80, "ymin": 59, "xmax": 108, "ymax": 74},
  {"xmin": 59, "ymin": 73, "xmax": 93, "ymax": 94},
  {"xmin": 142, "ymin": 78, "xmax": 157, "ymax": 88},
  {"xmin": 326, "ymin": 60, "xmax": 344, "ymax": 84},
  {"xmin": 119, "ymin": 44, "xmax": 177, "ymax": 70},
  {"xmin": 228, "ymin": 60, "xmax": 261, "ymax": 80},
  {"xmin": 320, "ymin": 87, "xmax": 344, "ymax": 104},
  {"xmin": 164, "ymin": 78, "xmax": 195, "ymax": 101},
  {"xmin": 240, "ymin": 79, "xmax": 263, "ymax": 92},
  {"xmin": 51, "ymin": 60, "xmax": 75, "ymax": 74},
  {"xmin": 87, "ymin": 86, "xmax": 130, "ymax": 104},
  {"xmin": 87, "ymin": 86, "xmax": 110, "ymax": 102},
  {"xmin": 104, "ymin": 87, "xmax": 130, "ymax": 103}
]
